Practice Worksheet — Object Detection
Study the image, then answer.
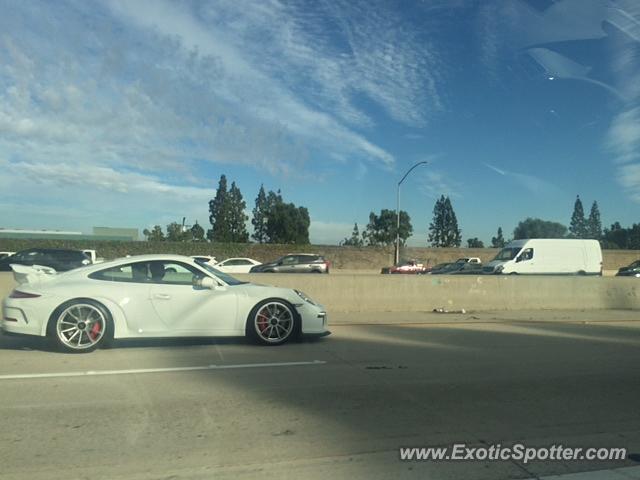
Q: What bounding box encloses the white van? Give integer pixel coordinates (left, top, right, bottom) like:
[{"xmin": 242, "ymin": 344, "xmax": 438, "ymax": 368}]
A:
[{"xmin": 483, "ymin": 239, "xmax": 602, "ymax": 275}]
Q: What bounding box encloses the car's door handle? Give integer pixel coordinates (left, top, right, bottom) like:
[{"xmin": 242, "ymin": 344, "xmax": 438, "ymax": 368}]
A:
[{"xmin": 153, "ymin": 293, "xmax": 171, "ymax": 300}]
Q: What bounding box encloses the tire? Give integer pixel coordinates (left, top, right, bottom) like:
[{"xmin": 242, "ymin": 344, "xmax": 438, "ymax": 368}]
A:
[
  {"xmin": 577, "ymin": 270, "xmax": 587, "ymax": 276},
  {"xmin": 246, "ymin": 299, "xmax": 299, "ymax": 346},
  {"xmin": 509, "ymin": 272, "xmax": 518, "ymax": 275},
  {"xmin": 47, "ymin": 299, "xmax": 114, "ymax": 353}
]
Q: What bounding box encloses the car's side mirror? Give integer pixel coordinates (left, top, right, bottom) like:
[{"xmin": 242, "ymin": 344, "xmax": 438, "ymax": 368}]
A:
[{"xmin": 195, "ymin": 276, "xmax": 215, "ymax": 289}]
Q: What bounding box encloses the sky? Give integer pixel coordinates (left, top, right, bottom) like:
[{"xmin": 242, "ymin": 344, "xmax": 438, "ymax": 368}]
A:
[{"xmin": 0, "ymin": 0, "xmax": 639, "ymax": 246}]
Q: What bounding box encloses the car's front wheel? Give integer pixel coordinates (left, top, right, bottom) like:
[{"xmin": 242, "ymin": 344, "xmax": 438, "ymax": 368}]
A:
[
  {"xmin": 247, "ymin": 299, "xmax": 298, "ymax": 346},
  {"xmin": 48, "ymin": 299, "xmax": 113, "ymax": 353}
]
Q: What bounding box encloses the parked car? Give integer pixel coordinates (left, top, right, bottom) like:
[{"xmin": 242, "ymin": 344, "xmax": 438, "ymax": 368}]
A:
[
  {"xmin": 483, "ymin": 239, "xmax": 602, "ymax": 275},
  {"xmin": 0, "ymin": 248, "xmax": 91, "ymax": 272},
  {"xmin": 2, "ymin": 254, "xmax": 329, "ymax": 352},
  {"xmin": 0, "ymin": 251, "xmax": 16, "ymax": 259},
  {"xmin": 249, "ymin": 254, "xmax": 330, "ymax": 273},
  {"xmin": 214, "ymin": 257, "xmax": 262, "ymax": 274},
  {"xmin": 616, "ymin": 260, "xmax": 640, "ymax": 277},
  {"xmin": 381, "ymin": 259, "xmax": 428, "ymax": 274}
]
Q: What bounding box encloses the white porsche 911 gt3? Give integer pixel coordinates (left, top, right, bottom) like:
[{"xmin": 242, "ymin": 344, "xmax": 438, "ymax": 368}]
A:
[{"xmin": 2, "ymin": 254, "xmax": 329, "ymax": 352}]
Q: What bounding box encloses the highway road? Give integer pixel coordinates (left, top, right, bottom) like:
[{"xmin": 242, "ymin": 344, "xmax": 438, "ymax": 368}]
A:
[{"xmin": 1, "ymin": 313, "xmax": 640, "ymax": 479}]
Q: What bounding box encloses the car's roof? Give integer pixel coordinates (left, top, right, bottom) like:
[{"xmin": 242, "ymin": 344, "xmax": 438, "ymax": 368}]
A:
[
  {"xmin": 286, "ymin": 253, "xmax": 321, "ymax": 256},
  {"xmin": 67, "ymin": 254, "xmax": 199, "ymax": 273}
]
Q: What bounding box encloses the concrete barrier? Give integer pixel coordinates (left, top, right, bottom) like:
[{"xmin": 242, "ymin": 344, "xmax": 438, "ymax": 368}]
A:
[{"xmin": 3, "ymin": 272, "xmax": 637, "ymax": 313}]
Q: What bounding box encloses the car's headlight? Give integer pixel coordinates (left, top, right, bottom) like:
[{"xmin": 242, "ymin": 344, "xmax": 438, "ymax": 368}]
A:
[{"xmin": 295, "ymin": 290, "xmax": 317, "ymax": 306}]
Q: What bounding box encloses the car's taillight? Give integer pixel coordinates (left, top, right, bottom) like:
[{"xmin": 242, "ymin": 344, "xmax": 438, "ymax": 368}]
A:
[{"xmin": 9, "ymin": 290, "xmax": 41, "ymax": 299}]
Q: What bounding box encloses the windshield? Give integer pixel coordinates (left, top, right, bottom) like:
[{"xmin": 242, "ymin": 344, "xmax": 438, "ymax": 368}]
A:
[
  {"xmin": 3, "ymin": 3, "xmax": 640, "ymax": 480},
  {"xmin": 194, "ymin": 260, "xmax": 246, "ymax": 286},
  {"xmin": 493, "ymin": 247, "xmax": 521, "ymax": 261}
]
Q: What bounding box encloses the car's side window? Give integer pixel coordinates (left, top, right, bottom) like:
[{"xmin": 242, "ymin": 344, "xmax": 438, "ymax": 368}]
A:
[
  {"xmin": 282, "ymin": 256, "xmax": 297, "ymax": 265},
  {"xmin": 520, "ymin": 248, "xmax": 534, "ymax": 261},
  {"xmin": 90, "ymin": 262, "xmax": 149, "ymax": 283},
  {"xmin": 149, "ymin": 261, "xmax": 202, "ymax": 285}
]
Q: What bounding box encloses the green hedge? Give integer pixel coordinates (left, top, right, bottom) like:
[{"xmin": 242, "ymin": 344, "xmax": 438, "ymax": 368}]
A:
[{"xmin": 0, "ymin": 238, "xmax": 395, "ymax": 268}]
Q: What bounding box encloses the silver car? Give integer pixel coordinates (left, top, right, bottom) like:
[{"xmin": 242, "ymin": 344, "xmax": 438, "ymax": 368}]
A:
[{"xmin": 249, "ymin": 253, "xmax": 330, "ymax": 273}]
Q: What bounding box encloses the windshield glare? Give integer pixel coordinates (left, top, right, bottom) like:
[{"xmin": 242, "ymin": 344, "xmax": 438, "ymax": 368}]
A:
[
  {"xmin": 494, "ymin": 247, "xmax": 521, "ymax": 261},
  {"xmin": 195, "ymin": 260, "xmax": 246, "ymax": 286}
]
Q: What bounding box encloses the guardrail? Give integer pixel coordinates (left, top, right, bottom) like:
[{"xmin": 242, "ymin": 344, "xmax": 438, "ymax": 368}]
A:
[{"xmin": 3, "ymin": 272, "xmax": 637, "ymax": 313}]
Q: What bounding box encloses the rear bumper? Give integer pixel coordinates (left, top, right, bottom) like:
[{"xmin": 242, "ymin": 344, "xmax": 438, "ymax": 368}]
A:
[{"xmin": 2, "ymin": 305, "xmax": 42, "ymax": 336}]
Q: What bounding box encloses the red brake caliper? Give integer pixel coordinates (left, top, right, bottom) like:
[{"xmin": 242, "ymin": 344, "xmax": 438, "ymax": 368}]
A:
[
  {"xmin": 257, "ymin": 311, "xmax": 269, "ymax": 332},
  {"xmin": 89, "ymin": 322, "xmax": 102, "ymax": 340}
]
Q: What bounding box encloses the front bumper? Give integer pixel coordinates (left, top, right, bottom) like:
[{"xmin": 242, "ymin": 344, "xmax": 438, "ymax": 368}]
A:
[{"xmin": 295, "ymin": 302, "xmax": 328, "ymax": 335}]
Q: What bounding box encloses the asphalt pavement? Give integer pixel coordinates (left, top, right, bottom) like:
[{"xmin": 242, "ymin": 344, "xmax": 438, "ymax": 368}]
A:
[{"xmin": 1, "ymin": 312, "xmax": 640, "ymax": 480}]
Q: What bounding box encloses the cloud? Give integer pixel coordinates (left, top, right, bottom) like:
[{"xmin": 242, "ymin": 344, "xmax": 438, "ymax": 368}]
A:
[
  {"xmin": 484, "ymin": 163, "xmax": 559, "ymax": 196},
  {"xmin": 607, "ymin": 107, "xmax": 640, "ymax": 164},
  {"xmin": 105, "ymin": 0, "xmax": 397, "ymax": 168},
  {"xmin": 617, "ymin": 162, "xmax": 640, "ymax": 202},
  {"xmin": 607, "ymin": 107, "xmax": 640, "ymax": 202},
  {"xmin": 415, "ymin": 169, "xmax": 461, "ymax": 199}
]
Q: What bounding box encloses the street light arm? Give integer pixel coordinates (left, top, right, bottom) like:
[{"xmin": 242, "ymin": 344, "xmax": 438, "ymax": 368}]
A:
[{"xmin": 398, "ymin": 161, "xmax": 429, "ymax": 187}]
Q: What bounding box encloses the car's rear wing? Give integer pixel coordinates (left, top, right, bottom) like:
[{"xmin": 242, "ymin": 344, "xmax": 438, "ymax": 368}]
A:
[{"xmin": 10, "ymin": 264, "xmax": 58, "ymax": 285}]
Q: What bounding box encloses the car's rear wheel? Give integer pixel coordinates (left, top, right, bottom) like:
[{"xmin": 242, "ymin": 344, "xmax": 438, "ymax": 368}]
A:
[
  {"xmin": 247, "ymin": 299, "xmax": 298, "ymax": 346},
  {"xmin": 48, "ymin": 299, "xmax": 113, "ymax": 353}
]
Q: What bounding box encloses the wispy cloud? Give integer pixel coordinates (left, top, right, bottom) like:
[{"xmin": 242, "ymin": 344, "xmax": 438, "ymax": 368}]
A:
[
  {"xmin": 484, "ymin": 163, "xmax": 559, "ymax": 196},
  {"xmin": 607, "ymin": 107, "xmax": 640, "ymax": 202},
  {"xmin": 416, "ymin": 170, "xmax": 461, "ymax": 199}
]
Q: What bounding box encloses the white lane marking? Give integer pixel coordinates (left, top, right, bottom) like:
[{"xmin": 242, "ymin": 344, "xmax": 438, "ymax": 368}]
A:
[{"xmin": 0, "ymin": 360, "xmax": 327, "ymax": 380}]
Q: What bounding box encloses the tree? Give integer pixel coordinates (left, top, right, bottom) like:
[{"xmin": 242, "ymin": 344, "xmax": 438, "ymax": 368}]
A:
[
  {"xmin": 513, "ymin": 217, "xmax": 567, "ymax": 239},
  {"xmin": 266, "ymin": 201, "xmax": 310, "ymax": 244},
  {"xmin": 191, "ymin": 222, "xmax": 205, "ymax": 242},
  {"xmin": 363, "ymin": 209, "xmax": 412, "ymax": 246},
  {"xmin": 491, "ymin": 227, "xmax": 505, "ymax": 248},
  {"xmin": 143, "ymin": 225, "xmax": 164, "ymax": 242},
  {"xmin": 341, "ymin": 223, "xmax": 364, "ymax": 247},
  {"xmin": 166, "ymin": 222, "xmax": 189, "ymax": 242},
  {"xmin": 251, "ymin": 184, "xmax": 268, "ymax": 243},
  {"xmin": 209, "ymin": 174, "xmax": 231, "ymax": 242},
  {"xmin": 427, "ymin": 195, "xmax": 461, "ymax": 247},
  {"xmin": 467, "ymin": 238, "xmax": 484, "ymax": 248},
  {"xmin": 228, "ymin": 181, "xmax": 249, "ymax": 243},
  {"xmin": 602, "ymin": 222, "xmax": 640, "ymax": 249},
  {"xmin": 569, "ymin": 195, "xmax": 587, "ymax": 238},
  {"xmin": 586, "ymin": 201, "xmax": 602, "ymax": 240}
]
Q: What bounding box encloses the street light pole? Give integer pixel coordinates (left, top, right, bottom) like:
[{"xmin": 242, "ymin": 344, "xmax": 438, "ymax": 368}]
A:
[{"xmin": 395, "ymin": 161, "xmax": 429, "ymax": 265}]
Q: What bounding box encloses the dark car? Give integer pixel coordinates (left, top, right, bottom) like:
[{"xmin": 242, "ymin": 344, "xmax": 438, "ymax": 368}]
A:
[
  {"xmin": 430, "ymin": 262, "xmax": 483, "ymax": 275},
  {"xmin": 616, "ymin": 260, "xmax": 640, "ymax": 277},
  {"xmin": 0, "ymin": 248, "xmax": 91, "ymax": 272},
  {"xmin": 249, "ymin": 253, "xmax": 330, "ymax": 273}
]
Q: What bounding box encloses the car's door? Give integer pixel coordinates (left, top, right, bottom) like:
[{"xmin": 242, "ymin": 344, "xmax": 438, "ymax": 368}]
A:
[
  {"xmin": 217, "ymin": 259, "xmax": 245, "ymax": 274},
  {"xmin": 514, "ymin": 248, "xmax": 535, "ymax": 274},
  {"xmin": 290, "ymin": 255, "xmax": 310, "ymax": 273},
  {"xmin": 148, "ymin": 260, "xmax": 238, "ymax": 334},
  {"xmin": 275, "ymin": 255, "xmax": 298, "ymax": 273},
  {"xmin": 231, "ymin": 259, "xmax": 256, "ymax": 273},
  {"xmin": 88, "ymin": 262, "xmax": 160, "ymax": 335}
]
